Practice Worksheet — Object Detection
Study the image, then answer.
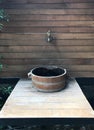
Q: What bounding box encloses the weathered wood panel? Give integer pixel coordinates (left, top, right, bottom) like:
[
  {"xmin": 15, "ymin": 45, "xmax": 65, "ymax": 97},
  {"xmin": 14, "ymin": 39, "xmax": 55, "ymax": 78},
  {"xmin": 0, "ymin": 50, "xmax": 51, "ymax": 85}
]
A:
[
  {"xmin": 2, "ymin": 3, "xmax": 94, "ymax": 9},
  {"xmin": 6, "ymin": 9, "xmax": 94, "ymax": 15},
  {"xmin": 9, "ymin": 14, "xmax": 94, "ymax": 21},
  {"xmin": 3, "ymin": 27, "xmax": 94, "ymax": 33},
  {"xmin": 0, "ymin": 39, "xmax": 94, "ymax": 46},
  {"xmin": 1, "ymin": 52, "xmax": 94, "ymax": 59},
  {"xmin": 0, "ymin": 79, "xmax": 94, "ymax": 118},
  {"xmin": 0, "ymin": 0, "xmax": 94, "ymax": 78},
  {"xmin": 0, "ymin": 46, "xmax": 94, "ymax": 53},
  {"xmin": 1, "ymin": 71, "xmax": 94, "ymax": 78},
  {"xmin": 1, "ymin": 58, "xmax": 94, "ymax": 65},
  {"xmin": 5, "ymin": 0, "xmax": 94, "ymax": 3},
  {"xmin": 4, "ymin": 21, "xmax": 94, "ymax": 27},
  {"xmin": 1, "ymin": 65, "xmax": 94, "ymax": 72},
  {"xmin": 0, "ymin": 33, "xmax": 94, "ymax": 39}
]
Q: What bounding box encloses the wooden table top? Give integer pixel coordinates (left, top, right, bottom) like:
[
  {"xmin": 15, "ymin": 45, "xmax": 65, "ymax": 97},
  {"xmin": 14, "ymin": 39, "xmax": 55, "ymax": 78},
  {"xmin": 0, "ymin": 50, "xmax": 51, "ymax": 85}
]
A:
[{"xmin": 0, "ymin": 78, "xmax": 94, "ymax": 118}]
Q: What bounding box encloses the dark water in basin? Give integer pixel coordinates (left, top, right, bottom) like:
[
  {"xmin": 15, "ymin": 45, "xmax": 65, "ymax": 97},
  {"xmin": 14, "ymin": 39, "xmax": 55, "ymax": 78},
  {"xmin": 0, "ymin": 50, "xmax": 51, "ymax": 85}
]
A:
[{"xmin": 32, "ymin": 67, "xmax": 65, "ymax": 77}]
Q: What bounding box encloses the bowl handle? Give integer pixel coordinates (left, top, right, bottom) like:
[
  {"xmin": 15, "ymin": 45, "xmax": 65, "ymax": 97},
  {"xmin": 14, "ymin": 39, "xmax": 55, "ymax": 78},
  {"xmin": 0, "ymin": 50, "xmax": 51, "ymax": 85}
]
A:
[{"xmin": 28, "ymin": 72, "xmax": 32, "ymax": 78}]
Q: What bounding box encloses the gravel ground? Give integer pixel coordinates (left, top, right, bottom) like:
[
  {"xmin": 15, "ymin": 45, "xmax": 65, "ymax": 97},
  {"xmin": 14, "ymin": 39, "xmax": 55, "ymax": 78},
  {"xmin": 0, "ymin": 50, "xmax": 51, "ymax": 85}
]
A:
[{"xmin": 0, "ymin": 125, "xmax": 94, "ymax": 130}]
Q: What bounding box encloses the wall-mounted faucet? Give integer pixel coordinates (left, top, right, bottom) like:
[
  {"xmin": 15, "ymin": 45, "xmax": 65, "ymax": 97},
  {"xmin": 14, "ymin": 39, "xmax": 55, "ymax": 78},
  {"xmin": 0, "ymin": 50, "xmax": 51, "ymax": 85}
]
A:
[{"xmin": 46, "ymin": 30, "xmax": 54, "ymax": 43}]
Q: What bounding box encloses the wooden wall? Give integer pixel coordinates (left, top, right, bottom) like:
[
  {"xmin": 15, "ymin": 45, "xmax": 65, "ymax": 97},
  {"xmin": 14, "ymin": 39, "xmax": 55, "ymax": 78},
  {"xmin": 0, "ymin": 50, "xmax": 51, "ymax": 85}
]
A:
[{"xmin": 0, "ymin": 0, "xmax": 94, "ymax": 78}]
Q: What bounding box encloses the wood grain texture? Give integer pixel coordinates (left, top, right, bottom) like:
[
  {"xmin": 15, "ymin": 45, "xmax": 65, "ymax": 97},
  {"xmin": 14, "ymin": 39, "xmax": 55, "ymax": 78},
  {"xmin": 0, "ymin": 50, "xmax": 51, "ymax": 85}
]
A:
[
  {"xmin": 3, "ymin": 27, "xmax": 94, "ymax": 33},
  {"xmin": 6, "ymin": 9, "xmax": 94, "ymax": 15},
  {"xmin": 5, "ymin": 0, "xmax": 94, "ymax": 4},
  {"xmin": 0, "ymin": 46, "xmax": 94, "ymax": 53},
  {"xmin": 1, "ymin": 71, "xmax": 94, "ymax": 78},
  {"xmin": 1, "ymin": 58, "xmax": 94, "ymax": 65},
  {"xmin": 1, "ymin": 65, "xmax": 94, "ymax": 72},
  {"xmin": 0, "ymin": 79, "xmax": 94, "ymax": 118},
  {"xmin": 2, "ymin": 3, "xmax": 94, "ymax": 9},
  {"xmin": 0, "ymin": 33, "xmax": 94, "ymax": 40},
  {"xmin": 9, "ymin": 14, "xmax": 94, "ymax": 21},
  {"xmin": 0, "ymin": 0, "xmax": 94, "ymax": 78},
  {"xmin": 1, "ymin": 52, "xmax": 94, "ymax": 59},
  {"xmin": 0, "ymin": 39, "xmax": 94, "ymax": 46}
]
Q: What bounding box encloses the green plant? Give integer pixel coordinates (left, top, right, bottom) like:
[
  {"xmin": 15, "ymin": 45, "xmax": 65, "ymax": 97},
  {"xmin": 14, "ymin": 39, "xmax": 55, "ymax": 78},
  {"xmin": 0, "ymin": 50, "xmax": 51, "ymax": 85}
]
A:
[
  {"xmin": 0, "ymin": 0, "xmax": 9, "ymax": 30},
  {"xmin": 0, "ymin": 84, "xmax": 13, "ymax": 109},
  {"xmin": 0, "ymin": 85, "xmax": 13, "ymax": 95},
  {"xmin": 0, "ymin": 64, "xmax": 3, "ymax": 71},
  {"xmin": 0, "ymin": 55, "xmax": 3, "ymax": 71},
  {"xmin": 0, "ymin": 9, "xmax": 9, "ymax": 30},
  {"xmin": 0, "ymin": 1, "xmax": 9, "ymax": 70}
]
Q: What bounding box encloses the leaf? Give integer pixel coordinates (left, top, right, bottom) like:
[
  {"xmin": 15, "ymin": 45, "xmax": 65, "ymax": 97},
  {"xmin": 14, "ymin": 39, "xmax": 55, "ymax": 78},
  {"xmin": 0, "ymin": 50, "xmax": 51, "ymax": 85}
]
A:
[
  {"xmin": 0, "ymin": 64, "xmax": 3, "ymax": 70},
  {"xmin": 0, "ymin": 23, "xmax": 3, "ymax": 30}
]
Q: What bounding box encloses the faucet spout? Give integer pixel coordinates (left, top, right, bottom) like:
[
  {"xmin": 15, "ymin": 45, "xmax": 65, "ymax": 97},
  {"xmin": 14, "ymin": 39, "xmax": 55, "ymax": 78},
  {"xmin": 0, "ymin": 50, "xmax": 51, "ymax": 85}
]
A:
[{"xmin": 46, "ymin": 30, "xmax": 54, "ymax": 43}]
